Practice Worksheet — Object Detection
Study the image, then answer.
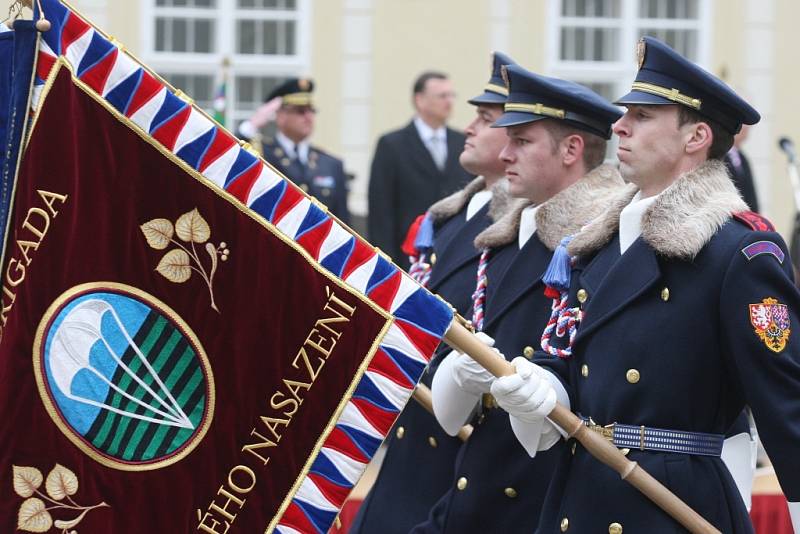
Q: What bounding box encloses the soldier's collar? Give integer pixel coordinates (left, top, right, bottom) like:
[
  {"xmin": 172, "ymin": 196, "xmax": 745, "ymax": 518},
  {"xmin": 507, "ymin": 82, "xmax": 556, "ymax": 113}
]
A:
[
  {"xmin": 568, "ymin": 160, "xmax": 748, "ymax": 260},
  {"xmin": 427, "ymin": 176, "xmax": 487, "ymax": 222},
  {"xmin": 474, "ymin": 163, "xmax": 624, "ymax": 251}
]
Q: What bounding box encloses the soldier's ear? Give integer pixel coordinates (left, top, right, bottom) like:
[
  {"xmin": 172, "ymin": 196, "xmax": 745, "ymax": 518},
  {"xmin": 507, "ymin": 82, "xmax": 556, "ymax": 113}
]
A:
[
  {"xmin": 561, "ymin": 134, "xmax": 585, "ymax": 166},
  {"xmin": 684, "ymin": 121, "xmax": 713, "ymax": 156}
]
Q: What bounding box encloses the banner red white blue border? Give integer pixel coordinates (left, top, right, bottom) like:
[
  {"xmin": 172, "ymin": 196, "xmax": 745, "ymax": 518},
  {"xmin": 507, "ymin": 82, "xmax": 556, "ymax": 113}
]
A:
[{"xmin": 27, "ymin": 2, "xmax": 454, "ymax": 532}]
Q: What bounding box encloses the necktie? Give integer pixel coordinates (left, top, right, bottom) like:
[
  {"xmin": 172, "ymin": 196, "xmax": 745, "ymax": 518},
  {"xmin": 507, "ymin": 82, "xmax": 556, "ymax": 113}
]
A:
[{"xmin": 429, "ymin": 133, "xmax": 447, "ymax": 171}]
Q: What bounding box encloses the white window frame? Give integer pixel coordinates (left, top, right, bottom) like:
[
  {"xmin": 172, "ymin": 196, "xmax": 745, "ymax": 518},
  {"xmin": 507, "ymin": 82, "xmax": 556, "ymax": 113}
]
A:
[
  {"xmin": 140, "ymin": 0, "xmax": 311, "ymax": 129},
  {"xmin": 546, "ymin": 0, "xmax": 713, "ymax": 102}
]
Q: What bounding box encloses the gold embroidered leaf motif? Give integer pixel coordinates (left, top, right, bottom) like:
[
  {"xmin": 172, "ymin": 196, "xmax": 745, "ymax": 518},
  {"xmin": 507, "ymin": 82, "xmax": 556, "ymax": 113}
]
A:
[
  {"xmin": 17, "ymin": 497, "xmax": 52, "ymax": 532},
  {"xmin": 156, "ymin": 249, "xmax": 192, "ymax": 283},
  {"xmin": 175, "ymin": 208, "xmax": 210, "ymax": 244},
  {"xmin": 45, "ymin": 464, "xmax": 78, "ymax": 501},
  {"xmin": 13, "ymin": 466, "xmax": 43, "ymax": 498},
  {"xmin": 54, "ymin": 509, "xmax": 89, "ymax": 529},
  {"xmin": 140, "ymin": 218, "xmax": 174, "ymax": 250}
]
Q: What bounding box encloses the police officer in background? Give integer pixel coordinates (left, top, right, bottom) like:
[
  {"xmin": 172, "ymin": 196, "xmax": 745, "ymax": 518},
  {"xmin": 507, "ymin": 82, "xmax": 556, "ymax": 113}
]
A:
[
  {"xmin": 490, "ymin": 37, "xmax": 800, "ymax": 533},
  {"xmin": 349, "ymin": 52, "xmax": 516, "ymax": 534},
  {"xmin": 238, "ymin": 78, "xmax": 350, "ymax": 224}
]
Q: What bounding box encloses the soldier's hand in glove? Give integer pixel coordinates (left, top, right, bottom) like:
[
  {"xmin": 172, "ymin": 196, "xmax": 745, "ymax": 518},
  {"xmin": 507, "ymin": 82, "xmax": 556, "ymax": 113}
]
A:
[
  {"xmin": 490, "ymin": 357, "xmax": 557, "ymax": 423},
  {"xmin": 451, "ymin": 332, "xmax": 499, "ymax": 395}
]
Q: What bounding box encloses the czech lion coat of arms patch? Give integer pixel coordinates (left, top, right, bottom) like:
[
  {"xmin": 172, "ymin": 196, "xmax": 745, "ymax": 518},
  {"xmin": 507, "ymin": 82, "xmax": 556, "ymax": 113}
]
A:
[{"xmin": 749, "ymin": 297, "xmax": 791, "ymax": 353}]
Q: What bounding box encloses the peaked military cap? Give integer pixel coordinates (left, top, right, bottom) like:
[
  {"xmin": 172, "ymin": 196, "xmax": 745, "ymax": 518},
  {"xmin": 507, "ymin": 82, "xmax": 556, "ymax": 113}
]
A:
[
  {"xmin": 615, "ymin": 36, "xmax": 760, "ymax": 134},
  {"xmin": 493, "ymin": 64, "xmax": 623, "ymax": 139},
  {"xmin": 468, "ymin": 51, "xmax": 516, "ymax": 105},
  {"xmin": 265, "ymin": 77, "xmax": 314, "ymax": 107}
]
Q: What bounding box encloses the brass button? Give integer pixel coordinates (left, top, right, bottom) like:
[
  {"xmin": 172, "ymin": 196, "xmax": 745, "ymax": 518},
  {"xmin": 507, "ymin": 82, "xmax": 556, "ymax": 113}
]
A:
[
  {"xmin": 456, "ymin": 477, "xmax": 468, "ymax": 491},
  {"xmin": 581, "ymin": 364, "xmax": 589, "ymax": 377},
  {"xmin": 428, "ymin": 436, "xmax": 438, "ymax": 448},
  {"xmin": 504, "ymin": 487, "xmax": 517, "ymax": 498},
  {"xmin": 299, "ymin": 183, "xmax": 309, "ymax": 192},
  {"xmin": 430, "ymin": 253, "xmax": 437, "ymax": 265},
  {"xmin": 577, "ymin": 289, "xmax": 588, "ymax": 303},
  {"xmin": 609, "ymin": 523, "xmax": 623, "ymax": 534},
  {"xmin": 281, "ymin": 157, "xmax": 291, "ymax": 166},
  {"xmin": 626, "ymin": 369, "xmax": 640, "ymax": 384},
  {"xmin": 396, "ymin": 426, "xmax": 405, "ymax": 439},
  {"xmin": 523, "ymin": 346, "xmax": 535, "ymax": 358},
  {"xmin": 322, "ymin": 188, "xmax": 331, "ymax": 197},
  {"xmin": 661, "ymin": 287, "xmax": 670, "ymax": 301},
  {"xmin": 560, "ymin": 517, "xmax": 569, "ymax": 531}
]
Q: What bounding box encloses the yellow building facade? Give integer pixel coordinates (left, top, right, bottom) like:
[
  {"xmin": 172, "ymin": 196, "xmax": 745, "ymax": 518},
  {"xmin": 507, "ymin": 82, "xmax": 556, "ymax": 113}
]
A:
[{"xmin": 64, "ymin": 0, "xmax": 800, "ymax": 238}]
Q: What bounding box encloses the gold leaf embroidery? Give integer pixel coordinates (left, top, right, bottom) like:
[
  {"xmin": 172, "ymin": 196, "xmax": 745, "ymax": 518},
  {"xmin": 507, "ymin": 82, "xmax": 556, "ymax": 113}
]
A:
[
  {"xmin": 54, "ymin": 509, "xmax": 89, "ymax": 529},
  {"xmin": 175, "ymin": 208, "xmax": 211, "ymax": 244},
  {"xmin": 17, "ymin": 497, "xmax": 52, "ymax": 532},
  {"xmin": 140, "ymin": 218, "xmax": 174, "ymax": 250},
  {"xmin": 142, "ymin": 209, "xmax": 228, "ymax": 312},
  {"xmin": 13, "ymin": 466, "xmax": 43, "ymax": 498},
  {"xmin": 45, "ymin": 464, "xmax": 78, "ymax": 501},
  {"xmin": 156, "ymin": 249, "xmax": 192, "ymax": 283}
]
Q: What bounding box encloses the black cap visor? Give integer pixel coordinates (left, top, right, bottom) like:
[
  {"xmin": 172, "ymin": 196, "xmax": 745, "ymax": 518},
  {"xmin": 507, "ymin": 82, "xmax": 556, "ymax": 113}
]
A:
[{"xmin": 468, "ymin": 91, "xmax": 507, "ymax": 106}]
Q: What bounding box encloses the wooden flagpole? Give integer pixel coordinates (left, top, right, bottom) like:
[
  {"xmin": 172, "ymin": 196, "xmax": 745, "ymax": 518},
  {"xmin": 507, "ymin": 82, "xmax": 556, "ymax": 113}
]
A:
[{"xmin": 443, "ymin": 319, "xmax": 720, "ymax": 534}]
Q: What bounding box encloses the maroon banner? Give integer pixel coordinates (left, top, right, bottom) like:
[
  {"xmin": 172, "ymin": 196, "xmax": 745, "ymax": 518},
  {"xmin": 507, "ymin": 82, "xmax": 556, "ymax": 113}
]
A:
[{"xmin": 0, "ymin": 65, "xmax": 391, "ymax": 532}]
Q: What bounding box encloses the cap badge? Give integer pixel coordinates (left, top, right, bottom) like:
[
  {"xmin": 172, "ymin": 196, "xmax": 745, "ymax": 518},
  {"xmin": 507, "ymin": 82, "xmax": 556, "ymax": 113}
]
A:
[{"xmin": 636, "ymin": 38, "xmax": 646, "ymax": 70}]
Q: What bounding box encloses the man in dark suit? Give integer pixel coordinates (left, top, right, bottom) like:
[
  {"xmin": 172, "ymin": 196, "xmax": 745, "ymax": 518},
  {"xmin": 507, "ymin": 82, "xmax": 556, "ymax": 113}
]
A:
[
  {"xmin": 367, "ymin": 71, "xmax": 473, "ymax": 266},
  {"xmin": 724, "ymin": 123, "xmax": 759, "ymax": 212},
  {"xmin": 238, "ymin": 78, "xmax": 350, "ymax": 224}
]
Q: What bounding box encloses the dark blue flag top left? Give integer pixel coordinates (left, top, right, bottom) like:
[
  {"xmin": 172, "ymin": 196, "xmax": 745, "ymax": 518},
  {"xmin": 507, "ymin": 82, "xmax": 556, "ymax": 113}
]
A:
[{"xmin": 0, "ymin": 18, "xmax": 38, "ymax": 267}]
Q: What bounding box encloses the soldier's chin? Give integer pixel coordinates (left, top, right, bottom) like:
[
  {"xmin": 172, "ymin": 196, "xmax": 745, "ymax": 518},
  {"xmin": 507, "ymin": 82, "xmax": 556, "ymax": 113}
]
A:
[
  {"xmin": 618, "ymin": 161, "xmax": 636, "ymax": 182},
  {"xmin": 459, "ymin": 153, "xmax": 480, "ymax": 175}
]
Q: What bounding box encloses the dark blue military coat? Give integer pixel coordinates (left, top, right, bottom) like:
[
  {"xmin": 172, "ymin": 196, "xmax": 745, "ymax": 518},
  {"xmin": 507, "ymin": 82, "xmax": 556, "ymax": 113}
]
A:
[
  {"xmin": 535, "ymin": 162, "xmax": 800, "ymax": 533},
  {"xmin": 350, "ymin": 180, "xmax": 499, "ymax": 534},
  {"xmin": 414, "ymin": 165, "xmax": 624, "ymax": 534},
  {"xmin": 262, "ymin": 137, "xmax": 350, "ymax": 224}
]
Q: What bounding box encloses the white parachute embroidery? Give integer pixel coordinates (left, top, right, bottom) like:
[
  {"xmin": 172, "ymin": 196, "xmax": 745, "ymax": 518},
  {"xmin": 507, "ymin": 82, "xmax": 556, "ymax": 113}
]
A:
[{"xmin": 48, "ymin": 299, "xmax": 194, "ymax": 429}]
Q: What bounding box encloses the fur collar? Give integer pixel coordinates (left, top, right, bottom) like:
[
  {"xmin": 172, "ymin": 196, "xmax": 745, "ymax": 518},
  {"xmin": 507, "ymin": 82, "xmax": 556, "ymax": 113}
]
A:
[
  {"xmin": 487, "ymin": 178, "xmax": 513, "ymax": 223},
  {"xmin": 474, "ymin": 164, "xmax": 625, "ymax": 251},
  {"xmin": 473, "ymin": 198, "xmax": 531, "ymax": 250},
  {"xmin": 428, "ymin": 176, "xmax": 486, "ymax": 222},
  {"xmin": 567, "ymin": 160, "xmax": 747, "ymax": 260}
]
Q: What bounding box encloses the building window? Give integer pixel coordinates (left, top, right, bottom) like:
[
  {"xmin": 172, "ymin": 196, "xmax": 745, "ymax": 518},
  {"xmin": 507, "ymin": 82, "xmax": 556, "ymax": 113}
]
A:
[
  {"xmin": 142, "ymin": 0, "xmax": 308, "ymax": 130},
  {"xmin": 548, "ymin": 0, "xmax": 709, "ymax": 156},
  {"xmin": 549, "ymin": 0, "xmax": 708, "ymax": 89}
]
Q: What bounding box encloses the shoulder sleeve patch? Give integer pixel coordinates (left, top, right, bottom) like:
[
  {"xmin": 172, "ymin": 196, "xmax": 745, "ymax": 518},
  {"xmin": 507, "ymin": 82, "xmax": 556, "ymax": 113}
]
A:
[
  {"xmin": 733, "ymin": 211, "xmax": 775, "ymax": 232},
  {"xmin": 741, "ymin": 240, "xmax": 785, "ymax": 264}
]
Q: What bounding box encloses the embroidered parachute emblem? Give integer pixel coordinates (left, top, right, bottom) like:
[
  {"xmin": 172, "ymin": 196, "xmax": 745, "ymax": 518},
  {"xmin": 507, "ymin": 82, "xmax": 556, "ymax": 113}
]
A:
[{"xmin": 49, "ymin": 300, "xmax": 195, "ymax": 430}]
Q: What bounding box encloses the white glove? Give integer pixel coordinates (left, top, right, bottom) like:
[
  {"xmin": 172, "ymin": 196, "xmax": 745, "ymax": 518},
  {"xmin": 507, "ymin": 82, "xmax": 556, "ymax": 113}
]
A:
[
  {"xmin": 431, "ymin": 332, "xmax": 498, "ymax": 435},
  {"xmin": 451, "ymin": 332, "xmax": 497, "ymax": 395},
  {"xmin": 491, "ymin": 357, "xmax": 557, "ymax": 423},
  {"xmin": 789, "ymin": 501, "xmax": 800, "ymax": 533}
]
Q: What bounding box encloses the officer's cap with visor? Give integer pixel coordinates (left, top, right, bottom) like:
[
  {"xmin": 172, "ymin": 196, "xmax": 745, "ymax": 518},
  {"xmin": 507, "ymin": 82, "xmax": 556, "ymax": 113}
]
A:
[
  {"xmin": 492, "ymin": 64, "xmax": 623, "ymax": 139},
  {"xmin": 615, "ymin": 36, "xmax": 760, "ymax": 135},
  {"xmin": 265, "ymin": 78, "xmax": 315, "ymax": 109},
  {"xmin": 468, "ymin": 51, "xmax": 516, "ymax": 106}
]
